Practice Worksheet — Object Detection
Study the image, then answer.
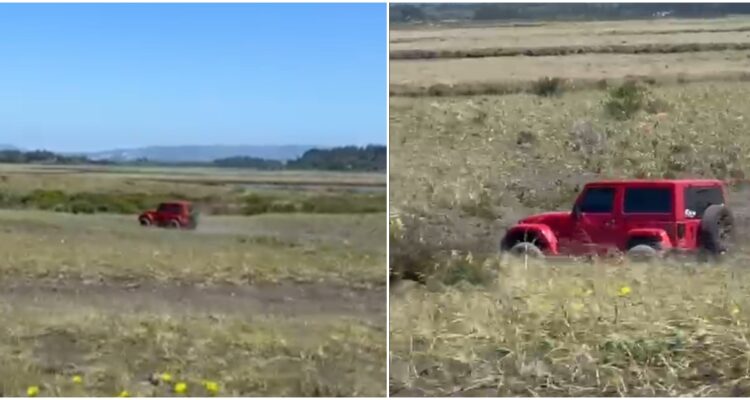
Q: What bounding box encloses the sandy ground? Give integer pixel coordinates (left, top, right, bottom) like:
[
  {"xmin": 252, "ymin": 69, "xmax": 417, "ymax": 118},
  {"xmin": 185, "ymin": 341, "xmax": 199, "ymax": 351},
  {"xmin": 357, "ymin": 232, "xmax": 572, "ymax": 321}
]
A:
[{"xmin": 0, "ymin": 280, "xmax": 385, "ymax": 324}]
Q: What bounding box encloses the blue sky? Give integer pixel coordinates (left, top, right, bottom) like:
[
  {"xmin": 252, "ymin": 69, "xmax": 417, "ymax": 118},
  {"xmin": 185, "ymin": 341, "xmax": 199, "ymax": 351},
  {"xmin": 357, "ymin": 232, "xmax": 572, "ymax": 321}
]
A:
[{"xmin": 0, "ymin": 3, "xmax": 386, "ymax": 152}]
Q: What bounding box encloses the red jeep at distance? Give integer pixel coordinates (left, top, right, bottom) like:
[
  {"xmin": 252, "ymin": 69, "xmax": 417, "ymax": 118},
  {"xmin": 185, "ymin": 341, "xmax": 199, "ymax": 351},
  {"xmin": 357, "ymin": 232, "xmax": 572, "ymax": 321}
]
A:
[
  {"xmin": 500, "ymin": 179, "xmax": 735, "ymax": 261},
  {"xmin": 138, "ymin": 201, "xmax": 199, "ymax": 230}
]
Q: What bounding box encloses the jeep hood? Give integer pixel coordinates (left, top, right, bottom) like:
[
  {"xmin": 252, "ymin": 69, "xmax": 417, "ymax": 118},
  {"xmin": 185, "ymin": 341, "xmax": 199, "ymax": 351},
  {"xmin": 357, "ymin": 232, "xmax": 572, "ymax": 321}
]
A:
[{"xmin": 518, "ymin": 211, "xmax": 571, "ymax": 225}]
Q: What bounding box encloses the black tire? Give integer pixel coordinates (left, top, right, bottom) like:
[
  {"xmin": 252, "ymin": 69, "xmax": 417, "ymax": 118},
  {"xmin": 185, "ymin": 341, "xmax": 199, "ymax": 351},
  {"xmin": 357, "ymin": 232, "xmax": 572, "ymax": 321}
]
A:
[
  {"xmin": 699, "ymin": 204, "xmax": 734, "ymax": 255},
  {"xmin": 139, "ymin": 218, "xmax": 152, "ymax": 227},
  {"xmin": 627, "ymin": 244, "xmax": 659, "ymax": 263},
  {"xmin": 167, "ymin": 219, "xmax": 181, "ymax": 229},
  {"xmin": 508, "ymin": 242, "xmax": 544, "ymax": 258}
]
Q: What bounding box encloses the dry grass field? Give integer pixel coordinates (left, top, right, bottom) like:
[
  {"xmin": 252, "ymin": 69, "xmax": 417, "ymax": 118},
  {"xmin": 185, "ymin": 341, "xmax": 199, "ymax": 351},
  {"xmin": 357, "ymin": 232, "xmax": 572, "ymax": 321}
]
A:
[
  {"xmin": 389, "ymin": 15, "xmax": 750, "ymax": 397},
  {"xmin": 390, "ymin": 16, "xmax": 750, "ymax": 96},
  {"xmin": 0, "ymin": 164, "xmax": 386, "ymax": 396},
  {"xmin": 390, "ymin": 17, "xmax": 750, "ymax": 51}
]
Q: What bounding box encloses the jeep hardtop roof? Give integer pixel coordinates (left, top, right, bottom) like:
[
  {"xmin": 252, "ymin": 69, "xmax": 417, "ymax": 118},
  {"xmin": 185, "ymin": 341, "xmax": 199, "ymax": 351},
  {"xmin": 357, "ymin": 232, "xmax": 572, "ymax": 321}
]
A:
[
  {"xmin": 159, "ymin": 200, "xmax": 192, "ymax": 206},
  {"xmin": 584, "ymin": 179, "xmax": 723, "ymax": 187}
]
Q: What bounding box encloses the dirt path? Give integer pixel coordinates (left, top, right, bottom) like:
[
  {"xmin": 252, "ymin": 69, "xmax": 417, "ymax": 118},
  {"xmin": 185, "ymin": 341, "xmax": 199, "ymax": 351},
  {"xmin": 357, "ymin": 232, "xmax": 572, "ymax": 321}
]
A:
[{"xmin": 0, "ymin": 281, "xmax": 385, "ymax": 324}]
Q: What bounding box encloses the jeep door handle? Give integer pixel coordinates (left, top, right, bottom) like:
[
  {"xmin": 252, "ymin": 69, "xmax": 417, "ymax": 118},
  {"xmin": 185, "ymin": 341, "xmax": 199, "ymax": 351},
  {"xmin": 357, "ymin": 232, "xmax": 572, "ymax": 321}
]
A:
[{"xmin": 604, "ymin": 219, "xmax": 616, "ymax": 227}]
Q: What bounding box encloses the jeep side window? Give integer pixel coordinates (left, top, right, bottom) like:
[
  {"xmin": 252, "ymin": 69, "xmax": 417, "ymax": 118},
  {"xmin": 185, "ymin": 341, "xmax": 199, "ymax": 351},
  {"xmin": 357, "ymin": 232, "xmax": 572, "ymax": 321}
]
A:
[
  {"xmin": 624, "ymin": 187, "xmax": 672, "ymax": 213},
  {"xmin": 684, "ymin": 186, "xmax": 724, "ymax": 218},
  {"xmin": 579, "ymin": 187, "xmax": 615, "ymax": 213},
  {"xmin": 158, "ymin": 204, "xmax": 180, "ymax": 213}
]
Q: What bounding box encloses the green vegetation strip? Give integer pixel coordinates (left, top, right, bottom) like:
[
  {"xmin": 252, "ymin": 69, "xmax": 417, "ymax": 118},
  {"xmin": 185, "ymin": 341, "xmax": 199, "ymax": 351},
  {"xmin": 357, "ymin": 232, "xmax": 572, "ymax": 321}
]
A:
[
  {"xmin": 0, "ymin": 189, "xmax": 386, "ymax": 216},
  {"xmin": 390, "ymin": 41, "xmax": 750, "ymax": 60},
  {"xmin": 390, "ymin": 71, "xmax": 750, "ymax": 97}
]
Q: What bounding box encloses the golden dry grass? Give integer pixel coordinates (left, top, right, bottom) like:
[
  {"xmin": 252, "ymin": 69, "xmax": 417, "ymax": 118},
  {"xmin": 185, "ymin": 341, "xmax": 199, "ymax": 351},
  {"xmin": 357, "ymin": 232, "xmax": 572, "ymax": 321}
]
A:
[
  {"xmin": 0, "ymin": 164, "xmax": 385, "ymax": 194},
  {"xmin": 390, "ymin": 81, "xmax": 750, "ymax": 216},
  {"xmin": 390, "ymin": 259, "xmax": 750, "ymax": 396},
  {"xmin": 390, "ymin": 50, "xmax": 750, "ymax": 88},
  {"xmin": 390, "ymin": 16, "xmax": 750, "ymax": 52},
  {"xmin": 0, "ymin": 308, "xmax": 385, "ymax": 396},
  {"xmin": 0, "ymin": 209, "xmax": 385, "ymax": 288},
  {"xmin": 389, "ymin": 16, "xmax": 750, "ymax": 96},
  {"xmin": 0, "ymin": 164, "xmax": 387, "ymax": 396},
  {"xmin": 389, "ymin": 58, "xmax": 750, "ymax": 395}
]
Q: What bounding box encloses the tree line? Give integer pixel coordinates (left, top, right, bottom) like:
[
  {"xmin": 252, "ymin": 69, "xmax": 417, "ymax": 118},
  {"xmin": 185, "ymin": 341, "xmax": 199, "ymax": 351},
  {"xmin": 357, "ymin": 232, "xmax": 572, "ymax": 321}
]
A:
[
  {"xmin": 0, "ymin": 145, "xmax": 387, "ymax": 172},
  {"xmin": 390, "ymin": 3, "xmax": 750, "ymax": 23}
]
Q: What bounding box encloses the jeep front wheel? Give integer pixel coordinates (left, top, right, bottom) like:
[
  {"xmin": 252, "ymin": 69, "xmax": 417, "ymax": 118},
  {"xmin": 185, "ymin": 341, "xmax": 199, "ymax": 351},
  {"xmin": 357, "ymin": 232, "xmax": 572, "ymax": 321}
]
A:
[
  {"xmin": 139, "ymin": 218, "xmax": 152, "ymax": 227},
  {"xmin": 508, "ymin": 242, "xmax": 544, "ymax": 259}
]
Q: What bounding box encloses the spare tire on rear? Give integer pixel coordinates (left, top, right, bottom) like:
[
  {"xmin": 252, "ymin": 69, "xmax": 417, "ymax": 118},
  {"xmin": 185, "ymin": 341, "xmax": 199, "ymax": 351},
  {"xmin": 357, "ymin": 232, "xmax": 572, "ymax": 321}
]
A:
[{"xmin": 699, "ymin": 204, "xmax": 734, "ymax": 255}]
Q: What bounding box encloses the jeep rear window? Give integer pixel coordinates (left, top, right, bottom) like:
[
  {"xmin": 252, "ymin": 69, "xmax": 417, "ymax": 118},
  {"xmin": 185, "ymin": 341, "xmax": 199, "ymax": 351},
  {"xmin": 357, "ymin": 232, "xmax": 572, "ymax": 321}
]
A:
[
  {"xmin": 684, "ymin": 186, "xmax": 724, "ymax": 218},
  {"xmin": 579, "ymin": 187, "xmax": 615, "ymax": 213},
  {"xmin": 624, "ymin": 187, "xmax": 672, "ymax": 213}
]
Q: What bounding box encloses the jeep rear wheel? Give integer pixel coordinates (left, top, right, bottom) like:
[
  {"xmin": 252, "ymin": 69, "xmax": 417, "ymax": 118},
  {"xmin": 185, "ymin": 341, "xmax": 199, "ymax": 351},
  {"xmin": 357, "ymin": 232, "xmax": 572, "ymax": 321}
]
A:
[
  {"xmin": 167, "ymin": 219, "xmax": 181, "ymax": 229},
  {"xmin": 699, "ymin": 204, "xmax": 734, "ymax": 255},
  {"xmin": 508, "ymin": 242, "xmax": 544, "ymax": 259},
  {"xmin": 627, "ymin": 244, "xmax": 659, "ymax": 263}
]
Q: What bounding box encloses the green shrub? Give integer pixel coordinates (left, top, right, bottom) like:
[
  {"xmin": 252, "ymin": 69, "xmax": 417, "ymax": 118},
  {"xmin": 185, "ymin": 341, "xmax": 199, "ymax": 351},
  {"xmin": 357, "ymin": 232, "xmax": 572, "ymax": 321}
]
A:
[
  {"xmin": 22, "ymin": 189, "xmax": 68, "ymax": 210},
  {"xmin": 242, "ymin": 193, "xmax": 273, "ymax": 215},
  {"xmin": 441, "ymin": 258, "xmax": 493, "ymax": 286},
  {"xmin": 531, "ymin": 77, "xmax": 564, "ymax": 97},
  {"xmin": 604, "ymin": 81, "xmax": 647, "ymax": 120},
  {"xmin": 70, "ymin": 200, "xmax": 96, "ymax": 214},
  {"xmin": 301, "ymin": 193, "xmax": 386, "ymax": 214}
]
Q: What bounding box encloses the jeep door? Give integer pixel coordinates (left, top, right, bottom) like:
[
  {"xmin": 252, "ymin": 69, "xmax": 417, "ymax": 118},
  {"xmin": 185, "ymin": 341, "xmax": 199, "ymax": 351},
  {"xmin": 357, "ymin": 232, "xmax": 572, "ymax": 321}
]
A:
[
  {"xmin": 567, "ymin": 185, "xmax": 621, "ymax": 256},
  {"xmin": 620, "ymin": 184, "xmax": 675, "ymax": 249}
]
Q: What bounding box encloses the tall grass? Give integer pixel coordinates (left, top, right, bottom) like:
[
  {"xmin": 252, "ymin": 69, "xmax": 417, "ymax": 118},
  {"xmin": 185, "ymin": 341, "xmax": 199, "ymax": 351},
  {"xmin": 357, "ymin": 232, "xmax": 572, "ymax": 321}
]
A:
[{"xmin": 391, "ymin": 259, "xmax": 750, "ymax": 396}]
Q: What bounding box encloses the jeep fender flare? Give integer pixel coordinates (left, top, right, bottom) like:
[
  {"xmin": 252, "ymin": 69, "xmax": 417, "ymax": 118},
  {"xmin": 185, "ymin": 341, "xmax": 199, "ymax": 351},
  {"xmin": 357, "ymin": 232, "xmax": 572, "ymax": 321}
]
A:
[
  {"xmin": 626, "ymin": 228, "xmax": 673, "ymax": 250},
  {"xmin": 501, "ymin": 223, "xmax": 559, "ymax": 254}
]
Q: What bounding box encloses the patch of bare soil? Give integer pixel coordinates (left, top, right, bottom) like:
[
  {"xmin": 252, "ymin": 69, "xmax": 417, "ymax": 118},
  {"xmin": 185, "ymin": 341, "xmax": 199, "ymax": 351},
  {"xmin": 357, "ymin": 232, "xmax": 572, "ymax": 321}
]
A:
[{"xmin": 0, "ymin": 281, "xmax": 385, "ymax": 324}]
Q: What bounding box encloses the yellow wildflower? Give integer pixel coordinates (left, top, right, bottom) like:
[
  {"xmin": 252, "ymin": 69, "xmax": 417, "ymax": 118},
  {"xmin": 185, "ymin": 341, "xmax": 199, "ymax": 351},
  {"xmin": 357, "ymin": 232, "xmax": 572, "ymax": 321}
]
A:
[
  {"xmin": 26, "ymin": 386, "xmax": 39, "ymax": 397},
  {"xmin": 618, "ymin": 285, "xmax": 632, "ymax": 297},
  {"xmin": 174, "ymin": 382, "xmax": 188, "ymax": 395},
  {"xmin": 160, "ymin": 372, "xmax": 173, "ymax": 383},
  {"xmin": 118, "ymin": 390, "xmax": 130, "ymax": 397},
  {"xmin": 203, "ymin": 380, "xmax": 219, "ymax": 396},
  {"xmin": 732, "ymin": 305, "xmax": 741, "ymax": 315},
  {"xmin": 72, "ymin": 375, "xmax": 83, "ymax": 384}
]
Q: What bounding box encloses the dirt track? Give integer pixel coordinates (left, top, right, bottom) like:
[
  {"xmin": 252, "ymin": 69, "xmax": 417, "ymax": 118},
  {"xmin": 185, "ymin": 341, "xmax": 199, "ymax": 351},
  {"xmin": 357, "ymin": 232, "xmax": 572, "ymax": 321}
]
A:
[{"xmin": 0, "ymin": 281, "xmax": 385, "ymax": 324}]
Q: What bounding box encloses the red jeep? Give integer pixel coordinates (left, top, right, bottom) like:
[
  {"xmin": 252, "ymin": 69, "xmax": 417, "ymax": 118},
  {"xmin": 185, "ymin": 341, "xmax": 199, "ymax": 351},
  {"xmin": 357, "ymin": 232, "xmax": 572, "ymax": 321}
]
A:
[
  {"xmin": 500, "ymin": 179, "xmax": 735, "ymax": 261},
  {"xmin": 138, "ymin": 201, "xmax": 199, "ymax": 230}
]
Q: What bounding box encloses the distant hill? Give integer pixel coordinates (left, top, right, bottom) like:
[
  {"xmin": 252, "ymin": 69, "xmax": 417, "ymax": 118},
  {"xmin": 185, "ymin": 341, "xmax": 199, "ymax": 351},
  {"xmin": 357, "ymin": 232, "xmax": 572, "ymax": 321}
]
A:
[
  {"xmin": 81, "ymin": 145, "xmax": 316, "ymax": 163},
  {"xmin": 0, "ymin": 144, "xmax": 18, "ymax": 151},
  {"xmin": 0, "ymin": 145, "xmax": 387, "ymax": 172}
]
